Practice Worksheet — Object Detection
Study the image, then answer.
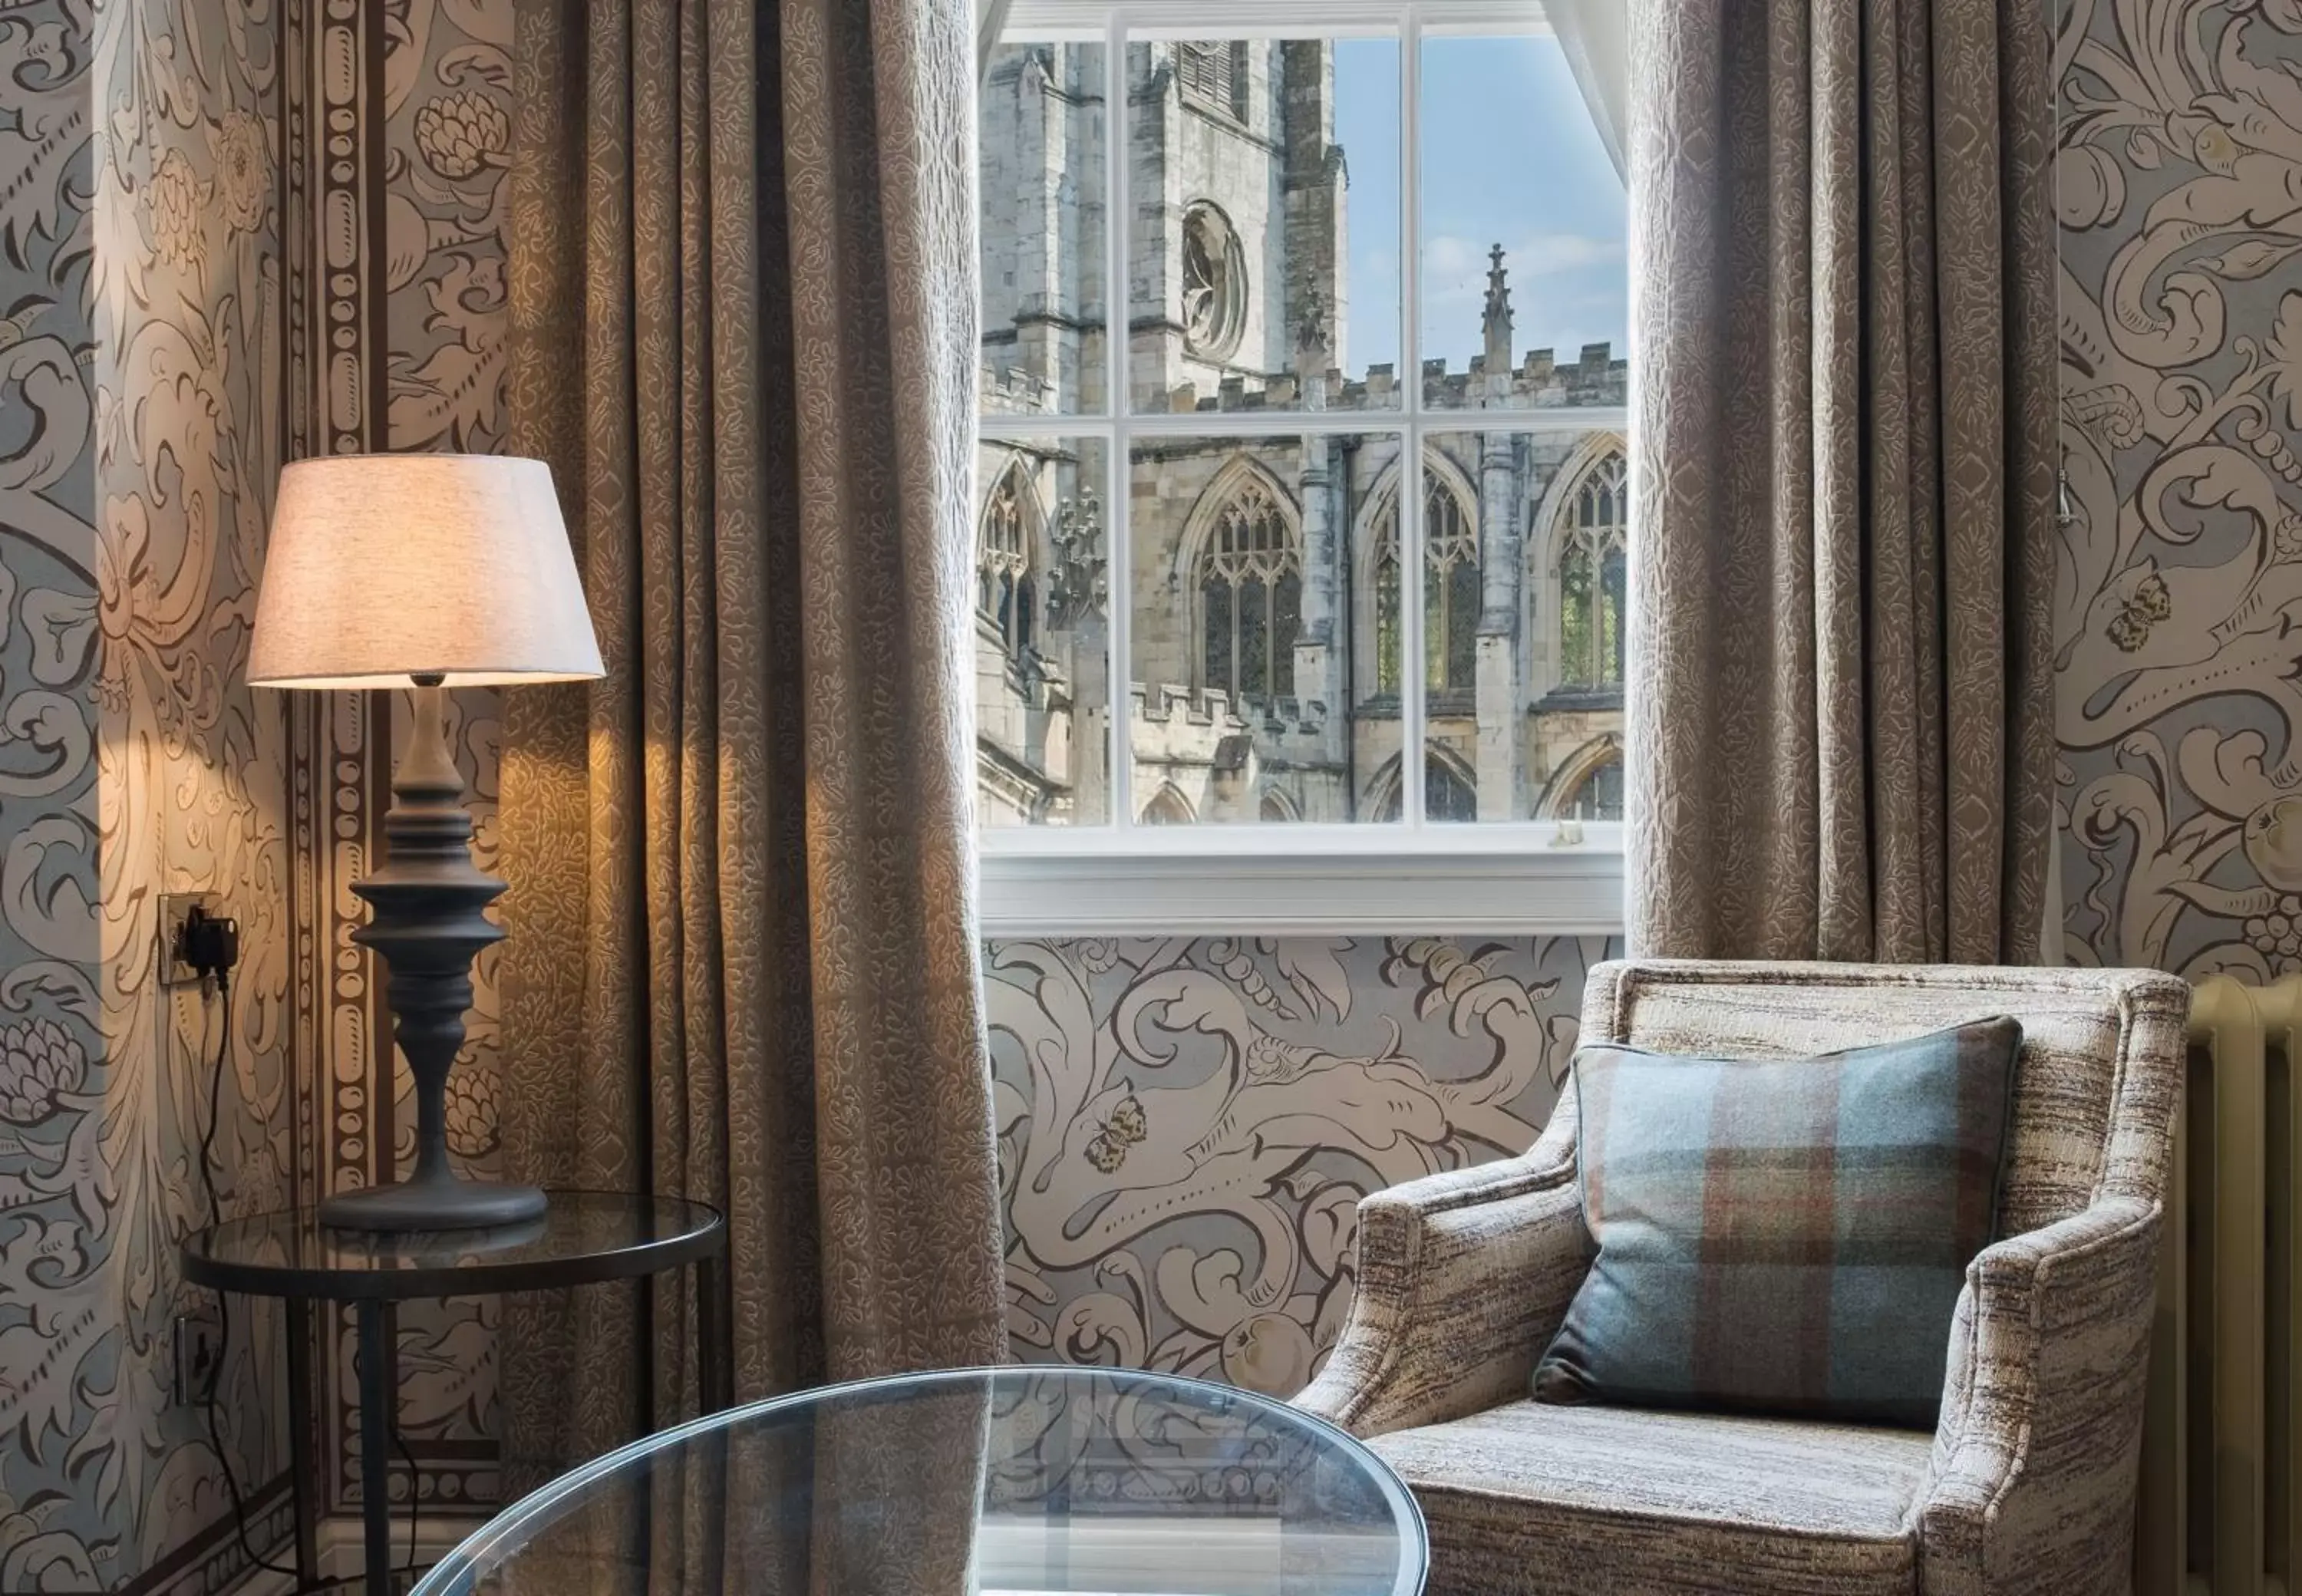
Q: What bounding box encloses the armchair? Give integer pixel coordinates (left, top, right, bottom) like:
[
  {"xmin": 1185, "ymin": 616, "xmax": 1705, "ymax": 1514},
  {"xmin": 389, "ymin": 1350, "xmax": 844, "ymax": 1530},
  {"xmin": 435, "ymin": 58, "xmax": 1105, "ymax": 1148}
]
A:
[{"xmin": 1297, "ymin": 959, "xmax": 2188, "ymax": 1596}]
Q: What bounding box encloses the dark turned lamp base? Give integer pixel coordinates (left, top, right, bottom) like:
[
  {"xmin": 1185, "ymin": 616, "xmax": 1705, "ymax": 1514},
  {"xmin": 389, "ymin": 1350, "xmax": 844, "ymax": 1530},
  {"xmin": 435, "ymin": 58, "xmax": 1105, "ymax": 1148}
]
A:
[
  {"xmin": 321, "ymin": 675, "xmax": 543, "ymax": 1235},
  {"xmin": 318, "ymin": 1171, "xmax": 548, "ymax": 1231}
]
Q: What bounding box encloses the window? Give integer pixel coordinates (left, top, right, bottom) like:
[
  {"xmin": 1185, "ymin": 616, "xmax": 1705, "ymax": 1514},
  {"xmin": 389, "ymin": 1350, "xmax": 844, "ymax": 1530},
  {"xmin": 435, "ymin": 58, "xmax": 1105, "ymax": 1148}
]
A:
[
  {"xmin": 980, "ymin": 463, "xmax": 1037, "ymax": 657},
  {"xmin": 1556, "ymin": 750, "xmax": 1624, "ymax": 819},
  {"xmin": 1141, "ymin": 784, "xmax": 1196, "ymax": 824},
  {"xmin": 1369, "ymin": 750, "xmax": 1478, "ymax": 823},
  {"xmin": 1556, "ymin": 447, "xmax": 1627, "ymax": 691},
  {"xmin": 1177, "ymin": 40, "xmax": 1250, "ymax": 120},
  {"xmin": 1374, "ymin": 464, "xmax": 1479, "ymax": 697},
  {"xmin": 1194, "ymin": 468, "xmax": 1300, "ymax": 701},
  {"xmin": 1179, "ymin": 203, "xmax": 1248, "ymax": 361},
  {"xmin": 978, "ymin": 1, "xmax": 1628, "ymax": 932}
]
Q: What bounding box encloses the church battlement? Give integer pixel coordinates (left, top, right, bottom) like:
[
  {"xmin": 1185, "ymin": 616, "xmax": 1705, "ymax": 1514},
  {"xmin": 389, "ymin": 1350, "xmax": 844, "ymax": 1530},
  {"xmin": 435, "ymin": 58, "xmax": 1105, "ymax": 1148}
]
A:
[
  {"xmin": 1130, "ymin": 681, "xmax": 1331, "ymax": 743},
  {"xmin": 1139, "ymin": 338, "xmax": 1626, "ymax": 416},
  {"xmin": 979, "ymin": 364, "xmax": 1060, "ymax": 414}
]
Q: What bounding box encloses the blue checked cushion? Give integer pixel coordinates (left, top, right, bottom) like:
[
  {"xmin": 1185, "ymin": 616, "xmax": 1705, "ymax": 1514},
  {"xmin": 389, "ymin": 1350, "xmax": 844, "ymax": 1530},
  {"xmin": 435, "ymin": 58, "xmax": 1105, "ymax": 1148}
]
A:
[{"xmin": 1532, "ymin": 1017, "xmax": 2022, "ymax": 1429}]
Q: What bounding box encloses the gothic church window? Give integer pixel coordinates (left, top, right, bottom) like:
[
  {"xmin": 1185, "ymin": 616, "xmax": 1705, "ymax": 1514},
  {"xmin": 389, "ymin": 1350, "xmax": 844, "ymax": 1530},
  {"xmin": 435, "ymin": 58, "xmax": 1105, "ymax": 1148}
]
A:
[
  {"xmin": 1557, "ymin": 753, "xmax": 1624, "ymax": 821},
  {"xmin": 1197, "ymin": 473, "xmax": 1301, "ymax": 701},
  {"xmin": 1141, "ymin": 785, "xmax": 1196, "ymax": 825},
  {"xmin": 979, "ymin": 465, "xmax": 1036, "ymax": 657},
  {"xmin": 1370, "ymin": 753, "xmax": 1479, "ymax": 823},
  {"xmin": 1375, "ymin": 473, "xmax": 1481, "ymax": 697},
  {"xmin": 1556, "ymin": 448, "xmax": 1628, "ymax": 690}
]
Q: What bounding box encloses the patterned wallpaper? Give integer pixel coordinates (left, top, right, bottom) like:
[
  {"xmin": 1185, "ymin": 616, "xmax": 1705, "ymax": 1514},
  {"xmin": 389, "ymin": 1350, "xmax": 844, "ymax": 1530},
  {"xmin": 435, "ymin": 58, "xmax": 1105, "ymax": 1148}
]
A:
[
  {"xmin": 1, "ymin": 0, "xmax": 294, "ymax": 1590},
  {"xmin": 2056, "ymin": 0, "xmax": 2302, "ymax": 977},
  {"xmin": 0, "ymin": 2, "xmax": 113, "ymax": 1588},
  {"xmin": 378, "ymin": 0, "xmax": 516, "ymax": 1500},
  {"xmin": 6, "ymin": 0, "xmax": 2293, "ymax": 1588},
  {"xmin": 987, "ymin": 936, "xmax": 1609, "ymax": 1391}
]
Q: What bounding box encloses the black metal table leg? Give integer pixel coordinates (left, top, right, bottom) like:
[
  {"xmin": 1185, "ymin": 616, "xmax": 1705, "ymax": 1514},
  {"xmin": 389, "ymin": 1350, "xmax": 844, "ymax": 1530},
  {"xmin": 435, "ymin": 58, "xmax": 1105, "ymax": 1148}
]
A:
[
  {"xmin": 286, "ymin": 1298, "xmax": 319, "ymax": 1588},
  {"xmin": 698, "ymin": 1250, "xmax": 730, "ymax": 1412},
  {"xmin": 356, "ymin": 1299, "xmax": 391, "ymax": 1596}
]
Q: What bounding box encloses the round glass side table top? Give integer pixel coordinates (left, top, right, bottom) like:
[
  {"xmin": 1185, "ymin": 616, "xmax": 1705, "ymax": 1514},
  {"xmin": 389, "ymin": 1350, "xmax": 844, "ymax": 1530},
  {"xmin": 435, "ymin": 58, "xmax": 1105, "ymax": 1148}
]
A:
[
  {"xmin": 414, "ymin": 1367, "xmax": 1427, "ymax": 1596},
  {"xmin": 180, "ymin": 1189, "xmax": 724, "ymax": 1298}
]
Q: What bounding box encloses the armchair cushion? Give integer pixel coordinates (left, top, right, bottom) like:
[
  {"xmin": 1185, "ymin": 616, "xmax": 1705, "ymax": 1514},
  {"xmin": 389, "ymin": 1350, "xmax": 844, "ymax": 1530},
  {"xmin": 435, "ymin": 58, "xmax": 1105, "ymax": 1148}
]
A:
[
  {"xmin": 1533, "ymin": 1017, "xmax": 2022, "ymax": 1427},
  {"xmin": 1370, "ymin": 1400, "xmax": 1934, "ymax": 1596}
]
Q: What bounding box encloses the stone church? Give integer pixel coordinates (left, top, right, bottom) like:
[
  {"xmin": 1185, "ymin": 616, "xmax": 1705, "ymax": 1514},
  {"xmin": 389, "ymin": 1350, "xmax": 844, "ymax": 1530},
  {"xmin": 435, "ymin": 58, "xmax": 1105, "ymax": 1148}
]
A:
[{"xmin": 977, "ymin": 38, "xmax": 1626, "ymax": 826}]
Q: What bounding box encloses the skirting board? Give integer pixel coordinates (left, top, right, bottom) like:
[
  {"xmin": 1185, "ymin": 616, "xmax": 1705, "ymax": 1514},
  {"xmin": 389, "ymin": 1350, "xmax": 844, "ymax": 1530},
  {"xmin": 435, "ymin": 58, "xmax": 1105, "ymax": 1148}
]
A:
[{"xmin": 229, "ymin": 1515, "xmax": 485, "ymax": 1596}]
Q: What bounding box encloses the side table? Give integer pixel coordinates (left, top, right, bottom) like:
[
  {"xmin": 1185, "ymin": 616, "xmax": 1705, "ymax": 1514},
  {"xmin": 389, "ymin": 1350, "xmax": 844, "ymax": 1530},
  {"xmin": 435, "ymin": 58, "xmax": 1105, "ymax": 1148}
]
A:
[{"xmin": 182, "ymin": 1189, "xmax": 728, "ymax": 1596}]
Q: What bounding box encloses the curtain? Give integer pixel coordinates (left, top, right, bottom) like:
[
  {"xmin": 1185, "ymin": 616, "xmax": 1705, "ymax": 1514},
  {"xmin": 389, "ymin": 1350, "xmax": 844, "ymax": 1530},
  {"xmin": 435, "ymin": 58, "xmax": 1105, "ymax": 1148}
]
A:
[
  {"xmin": 978, "ymin": 0, "xmax": 1012, "ymax": 81},
  {"xmin": 1626, "ymin": 0, "xmax": 2056, "ymax": 964},
  {"xmin": 496, "ymin": 0, "xmax": 1007, "ymax": 1491}
]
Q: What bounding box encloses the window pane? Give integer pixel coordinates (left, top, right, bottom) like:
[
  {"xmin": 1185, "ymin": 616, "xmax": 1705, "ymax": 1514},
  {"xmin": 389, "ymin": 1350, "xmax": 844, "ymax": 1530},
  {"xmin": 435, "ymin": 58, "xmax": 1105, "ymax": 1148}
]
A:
[
  {"xmin": 976, "ymin": 437, "xmax": 1110, "ymax": 826},
  {"xmin": 1130, "ymin": 434, "xmax": 1401, "ymax": 824},
  {"xmin": 982, "ymin": 43, "xmax": 1108, "ymax": 416},
  {"xmin": 1126, "ymin": 35, "xmax": 1401, "ymax": 414},
  {"xmin": 1421, "ymin": 429, "xmax": 1625, "ymax": 822},
  {"xmin": 1419, "ymin": 34, "xmax": 1626, "ymax": 414}
]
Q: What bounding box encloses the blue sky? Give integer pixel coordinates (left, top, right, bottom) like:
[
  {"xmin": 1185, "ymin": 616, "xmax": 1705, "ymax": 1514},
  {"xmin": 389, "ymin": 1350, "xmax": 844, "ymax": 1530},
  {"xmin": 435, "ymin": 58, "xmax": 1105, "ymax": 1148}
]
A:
[{"xmin": 1333, "ymin": 35, "xmax": 1628, "ymax": 375}]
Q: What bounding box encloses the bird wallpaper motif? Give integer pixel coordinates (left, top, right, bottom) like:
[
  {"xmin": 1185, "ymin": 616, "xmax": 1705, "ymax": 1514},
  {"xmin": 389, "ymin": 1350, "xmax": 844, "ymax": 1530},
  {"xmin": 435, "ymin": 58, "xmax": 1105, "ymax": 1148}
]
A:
[
  {"xmin": 5, "ymin": 0, "xmax": 2302, "ymax": 1590},
  {"xmin": 984, "ymin": 936, "xmax": 1605, "ymax": 1393}
]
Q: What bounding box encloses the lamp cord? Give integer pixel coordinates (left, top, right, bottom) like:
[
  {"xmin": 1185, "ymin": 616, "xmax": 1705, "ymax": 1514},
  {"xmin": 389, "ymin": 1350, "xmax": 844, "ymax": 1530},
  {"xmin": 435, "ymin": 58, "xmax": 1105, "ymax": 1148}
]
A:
[
  {"xmin": 194, "ymin": 973, "xmax": 300, "ymax": 1581},
  {"xmin": 194, "ymin": 974, "xmax": 425, "ymax": 1588}
]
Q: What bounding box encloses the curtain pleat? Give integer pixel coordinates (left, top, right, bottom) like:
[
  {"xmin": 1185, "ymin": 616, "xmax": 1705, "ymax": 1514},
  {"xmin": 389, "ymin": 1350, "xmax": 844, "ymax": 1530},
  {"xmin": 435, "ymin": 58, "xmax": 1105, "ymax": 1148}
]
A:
[
  {"xmin": 496, "ymin": 0, "xmax": 1005, "ymax": 1512},
  {"xmin": 1627, "ymin": 0, "xmax": 2056, "ymax": 964}
]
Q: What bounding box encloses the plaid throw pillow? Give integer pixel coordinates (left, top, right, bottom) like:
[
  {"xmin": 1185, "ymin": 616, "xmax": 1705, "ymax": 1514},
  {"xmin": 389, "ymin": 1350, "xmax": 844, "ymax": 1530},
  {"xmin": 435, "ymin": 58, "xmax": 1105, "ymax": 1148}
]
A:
[{"xmin": 1532, "ymin": 1017, "xmax": 2022, "ymax": 1429}]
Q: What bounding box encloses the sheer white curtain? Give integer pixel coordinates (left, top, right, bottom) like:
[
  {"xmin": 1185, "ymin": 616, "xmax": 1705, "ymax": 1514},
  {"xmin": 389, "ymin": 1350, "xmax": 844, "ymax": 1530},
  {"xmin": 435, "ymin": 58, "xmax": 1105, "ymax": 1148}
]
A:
[
  {"xmin": 1542, "ymin": 0, "xmax": 1627, "ymax": 182},
  {"xmin": 978, "ymin": 0, "xmax": 1012, "ymax": 81}
]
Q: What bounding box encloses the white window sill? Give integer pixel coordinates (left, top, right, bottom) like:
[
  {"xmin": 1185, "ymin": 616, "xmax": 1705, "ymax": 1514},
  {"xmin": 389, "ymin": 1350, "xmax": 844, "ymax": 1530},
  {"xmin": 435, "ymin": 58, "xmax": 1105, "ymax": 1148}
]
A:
[{"xmin": 977, "ymin": 825, "xmax": 1625, "ymax": 937}]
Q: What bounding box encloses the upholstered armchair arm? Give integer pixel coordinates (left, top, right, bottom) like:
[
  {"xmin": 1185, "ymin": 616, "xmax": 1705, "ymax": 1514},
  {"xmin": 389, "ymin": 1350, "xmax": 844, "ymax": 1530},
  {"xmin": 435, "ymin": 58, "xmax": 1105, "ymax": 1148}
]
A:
[
  {"xmin": 1295, "ymin": 1114, "xmax": 1590, "ymax": 1439},
  {"xmin": 1920, "ymin": 1197, "xmax": 2162, "ymax": 1596}
]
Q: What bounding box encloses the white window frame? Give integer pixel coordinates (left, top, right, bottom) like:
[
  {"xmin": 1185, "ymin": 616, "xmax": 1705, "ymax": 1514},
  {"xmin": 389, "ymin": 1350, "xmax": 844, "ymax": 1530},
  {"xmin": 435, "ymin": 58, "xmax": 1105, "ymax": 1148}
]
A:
[{"xmin": 978, "ymin": 0, "xmax": 1630, "ymax": 937}]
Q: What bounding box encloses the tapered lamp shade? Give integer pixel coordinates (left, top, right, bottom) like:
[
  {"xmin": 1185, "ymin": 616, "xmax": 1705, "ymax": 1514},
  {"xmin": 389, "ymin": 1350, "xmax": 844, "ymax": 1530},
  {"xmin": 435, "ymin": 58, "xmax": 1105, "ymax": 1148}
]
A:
[{"xmin": 248, "ymin": 453, "xmax": 603, "ymax": 689}]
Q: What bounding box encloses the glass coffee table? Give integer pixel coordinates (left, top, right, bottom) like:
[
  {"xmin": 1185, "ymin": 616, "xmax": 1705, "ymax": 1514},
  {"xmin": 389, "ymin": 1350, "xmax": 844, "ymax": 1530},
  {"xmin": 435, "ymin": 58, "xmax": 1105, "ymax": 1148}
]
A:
[{"xmin": 414, "ymin": 1367, "xmax": 1426, "ymax": 1596}]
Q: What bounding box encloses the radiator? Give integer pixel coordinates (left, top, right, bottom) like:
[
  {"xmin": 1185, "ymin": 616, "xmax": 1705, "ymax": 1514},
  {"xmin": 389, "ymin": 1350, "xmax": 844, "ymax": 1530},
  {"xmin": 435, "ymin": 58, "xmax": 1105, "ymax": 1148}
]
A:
[{"xmin": 2142, "ymin": 975, "xmax": 2302, "ymax": 1596}]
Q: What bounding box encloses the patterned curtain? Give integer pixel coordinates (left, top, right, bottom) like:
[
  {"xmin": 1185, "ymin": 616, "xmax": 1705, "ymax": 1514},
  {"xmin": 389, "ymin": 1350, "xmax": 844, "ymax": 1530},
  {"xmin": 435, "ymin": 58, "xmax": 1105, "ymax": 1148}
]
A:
[
  {"xmin": 496, "ymin": 0, "xmax": 1006, "ymax": 1486},
  {"xmin": 1627, "ymin": 0, "xmax": 2057, "ymax": 964}
]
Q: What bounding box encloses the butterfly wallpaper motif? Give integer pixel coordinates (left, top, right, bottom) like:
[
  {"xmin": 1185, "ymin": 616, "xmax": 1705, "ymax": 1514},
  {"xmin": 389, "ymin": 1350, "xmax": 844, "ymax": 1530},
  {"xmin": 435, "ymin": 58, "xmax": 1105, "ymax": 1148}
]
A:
[{"xmin": 2056, "ymin": 0, "xmax": 2302, "ymax": 977}]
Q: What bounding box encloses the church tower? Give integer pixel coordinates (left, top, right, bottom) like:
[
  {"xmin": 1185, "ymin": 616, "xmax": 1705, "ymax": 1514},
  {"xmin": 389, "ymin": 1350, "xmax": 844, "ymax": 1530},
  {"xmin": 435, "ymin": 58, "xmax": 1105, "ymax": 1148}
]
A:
[{"xmin": 1129, "ymin": 41, "xmax": 1348, "ymax": 411}]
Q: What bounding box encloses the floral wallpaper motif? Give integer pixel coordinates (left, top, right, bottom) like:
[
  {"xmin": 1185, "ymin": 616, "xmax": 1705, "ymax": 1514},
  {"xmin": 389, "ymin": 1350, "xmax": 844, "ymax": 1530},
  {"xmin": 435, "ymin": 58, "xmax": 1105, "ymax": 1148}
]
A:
[
  {"xmin": 0, "ymin": 2, "xmax": 108, "ymax": 1588},
  {"xmin": 372, "ymin": 0, "xmax": 517, "ymax": 1505},
  {"xmin": 2, "ymin": 0, "xmax": 291, "ymax": 1588},
  {"xmin": 385, "ymin": 0, "xmax": 510, "ymax": 458},
  {"xmin": 984, "ymin": 936, "xmax": 1609, "ymax": 1394},
  {"xmin": 2057, "ymin": 0, "xmax": 2302, "ymax": 976}
]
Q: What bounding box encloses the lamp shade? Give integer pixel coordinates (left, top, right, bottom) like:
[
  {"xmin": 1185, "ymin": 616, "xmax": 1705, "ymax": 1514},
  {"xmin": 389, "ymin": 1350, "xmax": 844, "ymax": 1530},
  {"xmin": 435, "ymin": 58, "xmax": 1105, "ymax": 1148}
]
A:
[{"xmin": 247, "ymin": 453, "xmax": 605, "ymax": 689}]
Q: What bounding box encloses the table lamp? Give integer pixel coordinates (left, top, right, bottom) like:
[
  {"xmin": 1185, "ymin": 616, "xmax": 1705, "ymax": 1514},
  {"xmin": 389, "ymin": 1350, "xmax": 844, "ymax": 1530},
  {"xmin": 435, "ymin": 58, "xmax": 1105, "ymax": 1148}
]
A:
[{"xmin": 249, "ymin": 453, "xmax": 603, "ymax": 1232}]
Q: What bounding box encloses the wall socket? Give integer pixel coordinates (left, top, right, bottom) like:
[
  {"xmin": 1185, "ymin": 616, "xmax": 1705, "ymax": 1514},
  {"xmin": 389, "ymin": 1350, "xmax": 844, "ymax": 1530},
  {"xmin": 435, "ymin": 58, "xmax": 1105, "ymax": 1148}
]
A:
[
  {"xmin": 158, "ymin": 891, "xmax": 220, "ymax": 988},
  {"xmin": 172, "ymin": 1311, "xmax": 223, "ymax": 1406}
]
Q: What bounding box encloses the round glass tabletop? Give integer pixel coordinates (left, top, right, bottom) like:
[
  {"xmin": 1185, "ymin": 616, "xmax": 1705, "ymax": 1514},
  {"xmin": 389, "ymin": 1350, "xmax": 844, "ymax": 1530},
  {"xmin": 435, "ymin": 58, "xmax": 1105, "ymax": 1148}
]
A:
[
  {"xmin": 414, "ymin": 1367, "xmax": 1426, "ymax": 1596},
  {"xmin": 180, "ymin": 1189, "xmax": 724, "ymax": 1299}
]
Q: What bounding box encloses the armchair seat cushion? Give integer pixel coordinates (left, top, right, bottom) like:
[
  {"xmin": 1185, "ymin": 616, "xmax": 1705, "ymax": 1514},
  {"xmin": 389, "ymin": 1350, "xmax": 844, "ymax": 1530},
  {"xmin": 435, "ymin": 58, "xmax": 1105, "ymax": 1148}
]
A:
[{"xmin": 1370, "ymin": 1400, "xmax": 1931, "ymax": 1596}]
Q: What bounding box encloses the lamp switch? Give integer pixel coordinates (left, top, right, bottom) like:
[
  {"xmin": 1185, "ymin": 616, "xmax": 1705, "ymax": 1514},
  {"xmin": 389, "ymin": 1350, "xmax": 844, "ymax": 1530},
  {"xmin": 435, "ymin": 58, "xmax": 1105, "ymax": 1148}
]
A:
[{"xmin": 159, "ymin": 892, "xmax": 222, "ymax": 988}]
